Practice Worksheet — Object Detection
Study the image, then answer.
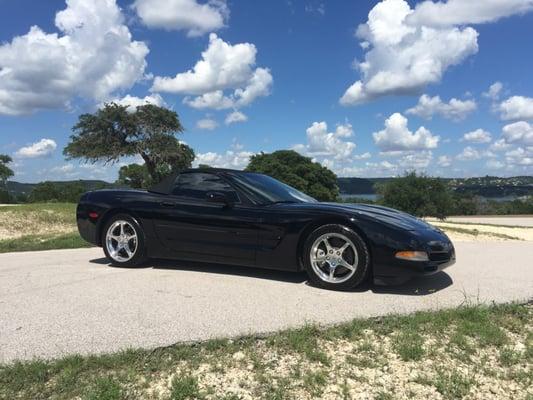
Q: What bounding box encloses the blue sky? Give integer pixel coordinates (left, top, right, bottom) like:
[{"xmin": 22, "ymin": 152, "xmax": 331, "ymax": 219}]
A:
[{"xmin": 1, "ymin": 0, "xmax": 532, "ymax": 183}]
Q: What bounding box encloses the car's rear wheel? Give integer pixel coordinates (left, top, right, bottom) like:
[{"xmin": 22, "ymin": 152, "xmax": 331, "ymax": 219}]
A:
[
  {"xmin": 102, "ymin": 214, "xmax": 147, "ymax": 267},
  {"xmin": 303, "ymin": 224, "xmax": 370, "ymax": 290}
]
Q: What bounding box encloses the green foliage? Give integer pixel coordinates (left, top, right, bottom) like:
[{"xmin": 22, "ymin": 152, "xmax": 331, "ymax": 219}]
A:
[
  {"xmin": 377, "ymin": 172, "xmax": 454, "ymax": 219},
  {"xmin": 64, "ymin": 103, "xmax": 194, "ymax": 184},
  {"xmin": 245, "ymin": 150, "xmax": 339, "ymax": 201},
  {"xmin": 117, "ymin": 163, "xmax": 151, "ymax": 189},
  {"xmin": 28, "ymin": 181, "xmax": 86, "ymax": 203},
  {"xmin": 0, "ymin": 154, "xmax": 14, "ymax": 185},
  {"xmin": 170, "ymin": 375, "xmax": 202, "ymax": 400}
]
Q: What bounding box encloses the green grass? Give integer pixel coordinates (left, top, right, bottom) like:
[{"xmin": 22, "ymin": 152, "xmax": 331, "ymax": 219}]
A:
[
  {"xmin": 0, "ymin": 303, "xmax": 530, "ymax": 400},
  {"xmin": 0, "ymin": 202, "xmax": 93, "ymax": 253},
  {"xmin": 0, "ymin": 232, "xmax": 92, "ymax": 253}
]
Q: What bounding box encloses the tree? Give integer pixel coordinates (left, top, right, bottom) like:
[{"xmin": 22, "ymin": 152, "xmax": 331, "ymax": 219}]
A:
[
  {"xmin": 117, "ymin": 163, "xmax": 151, "ymax": 189},
  {"xmin": 377, "ymin": 172, "xmax": 454, "ymax": 219},
  {"xmin": 245, "ymin": 150, "xmax": 339, "ymax": 201},
  {"xmin": 0, "ymin": 154, "xmax": 14, "ymax": 185},
  {"xmin": 0, "ymin": 154, "xmax": 14, "ymax": 203},
  {"xmin": 64, "ymin": 103, "xmax": 195, "ymax": 184}
]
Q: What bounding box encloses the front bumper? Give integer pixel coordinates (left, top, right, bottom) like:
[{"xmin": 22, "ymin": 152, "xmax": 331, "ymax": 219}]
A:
[{"xmin": 371, "ymin": 228, "xmax": 456, "ymax": 286}]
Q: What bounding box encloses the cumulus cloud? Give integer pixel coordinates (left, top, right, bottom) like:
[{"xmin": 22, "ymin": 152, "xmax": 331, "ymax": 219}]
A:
[
  {"xmin": 502, "ymin": 121, "xmax": 533, "ymax": 146},
  {"xmin": 498, "ymin": 96, "xmax": 533, "ymax": 120},
  {"xmin": 194, "ymin": 149, "xmax": 253, "ymax": 169},
  {"xmin": 372, "ymin": 113, "xmax": 439, "ymax": 152},
  {"xmin": 505, "ymin": 147, "xmax": 533, "ymax": 166},
  {"xmin": 483, "ymin": 81, "xmax": 503, "ymax": 100},
  {"xmin": 456, "ymin": 146, "xmax": 481, "ymax": 161},
  {"xmin": 340, "ymin": 0, "xmax": 533, "ymax": 106},
  {"xmin": 437, "ymin": 155, "xmax": 452, "ymax": 167},
  {"xmin": 225, "ymin": 111, "xmax": 248, "ymax": 125},
  {"xmin": 293, "ymin": 121, "xmax": 356, "ymax": 160},
  {"xmin": 133, "ymin": 0, "xmax": 229, "ymax": 37},
  {"xmin": 152, "ymin": 34, "xmax": 272, "ymax": 111},
  {"xmin": 461, "ymin": 129, "xmax": 492, "ymax": 144},
  {"xmin": 406, "ymin": 94, "xmax": 476, "ymax": 121},
  {"xmin": 489, "ymin": 138, "xmax": 513, "ymax": 152},
  {"xmin": 15, "ymin": 138, "xmax": 57, "ymax": 158},
  {"xmin": 103, "ymin": 94, "xmax": 166, "ymax": 110},
  {"xmin": 485, "ymin": 159, "xmax": 505, "ymax": 170},
  {"xmin": 0, "ymin": 0, "xmax": 149, "ymax": 116},
  {"xmin": 196, "ymin": 117, "xmax": 218, "ymax": 130}
]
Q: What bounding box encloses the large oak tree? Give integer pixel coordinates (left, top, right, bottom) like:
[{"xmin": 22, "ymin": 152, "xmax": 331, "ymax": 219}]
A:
[
  {"xmin": 64, "ymin": 103, "xmax": 194, "ymax": 184},
  {"xmin": 245, "ymin": 150, "xmax": 339, "ymax": 201}
]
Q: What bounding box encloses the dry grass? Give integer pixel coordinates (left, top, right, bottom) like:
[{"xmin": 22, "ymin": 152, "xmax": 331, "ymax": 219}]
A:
[
  {"xmin": 1, "ymin": 303, "xmax": 531, "ymax": 400},
  {"xmin": 0, "ymin": 203, "xmax": 77, "ymax": 240}
]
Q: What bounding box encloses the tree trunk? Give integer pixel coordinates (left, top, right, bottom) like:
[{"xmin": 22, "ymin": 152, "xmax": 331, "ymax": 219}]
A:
[{"xmin": 140, "ymin": 152, "xmax": 159, "ymax": 183}]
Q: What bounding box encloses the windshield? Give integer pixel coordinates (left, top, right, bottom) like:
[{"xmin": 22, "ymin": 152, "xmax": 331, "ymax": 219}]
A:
[{"xmin": 227, "ymin": 173, "xmax": 317, "ymax": 205}]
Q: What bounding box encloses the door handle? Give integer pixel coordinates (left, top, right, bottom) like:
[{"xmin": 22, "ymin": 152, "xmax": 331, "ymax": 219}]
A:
[{"xmin": 160, "ymin": 201, "xmax": 176, "ymax": 207}]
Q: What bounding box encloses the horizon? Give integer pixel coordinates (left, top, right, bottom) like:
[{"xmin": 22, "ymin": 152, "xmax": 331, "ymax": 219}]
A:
[{"xmin": 1, "ymin": 0, "xmax": 533, "ymax": 183}]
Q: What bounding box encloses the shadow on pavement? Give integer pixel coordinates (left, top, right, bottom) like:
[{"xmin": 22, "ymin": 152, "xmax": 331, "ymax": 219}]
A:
[{"xmin": 89, "ymin": 257, "xmax": 452, "ymax": 294}]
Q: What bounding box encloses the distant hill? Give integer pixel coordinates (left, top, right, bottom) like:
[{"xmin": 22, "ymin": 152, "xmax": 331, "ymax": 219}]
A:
[
  {"xmin": 337, "ymin": 176, "xmax": 533, "ymax": 198},
  {"xmin": 6, "ymin": 180, "xmax": 116, "ymax": 197}
]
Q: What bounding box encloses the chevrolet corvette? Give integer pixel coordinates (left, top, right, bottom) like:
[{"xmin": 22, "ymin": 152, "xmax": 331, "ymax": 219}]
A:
[{"xmin": 77, "ymin": 168, "xmax": 455, "ymax": 290}]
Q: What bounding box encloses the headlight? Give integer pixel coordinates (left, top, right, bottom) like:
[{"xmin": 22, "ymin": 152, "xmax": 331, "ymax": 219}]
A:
[{"xmin": 395, "ymin": 251, "xmax": 429, "ymax": 262}]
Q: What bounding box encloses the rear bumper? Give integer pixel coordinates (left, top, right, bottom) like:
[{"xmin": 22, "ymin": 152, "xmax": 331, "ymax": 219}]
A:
[{"xmin": 76, "ymin": 201, "xmax": 100, "ymax": 246}]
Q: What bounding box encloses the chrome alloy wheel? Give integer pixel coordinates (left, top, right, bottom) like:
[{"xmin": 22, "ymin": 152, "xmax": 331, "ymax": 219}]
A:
[
  {"xmin": 105, "ymin": 220, "xmax": 138, "ymax": 262},
  {"xmin": 310, "ymin": 232, "xmax": 358, "ymax": 284}
]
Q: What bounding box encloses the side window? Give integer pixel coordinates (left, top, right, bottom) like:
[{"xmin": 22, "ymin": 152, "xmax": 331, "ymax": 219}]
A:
[{"xmin": 172, "ymin": 173, "xmax": 240, "ymax": 203}]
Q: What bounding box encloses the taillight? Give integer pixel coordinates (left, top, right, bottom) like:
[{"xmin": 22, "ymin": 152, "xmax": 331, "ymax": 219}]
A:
[{"xmin": 89, "ymin": 212, "xmax": 99, "ymax": 219}]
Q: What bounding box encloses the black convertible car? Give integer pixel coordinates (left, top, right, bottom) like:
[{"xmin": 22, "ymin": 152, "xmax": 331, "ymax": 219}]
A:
[{"xmin": 77, "ymin": 168, "xmax": 455, "ymax": 290}]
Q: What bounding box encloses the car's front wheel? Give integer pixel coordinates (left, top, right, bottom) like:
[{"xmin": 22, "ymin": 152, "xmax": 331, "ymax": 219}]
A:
[
  {"xmin": 102, "ymin": 214, "xmax": 147, "ymax": 267},
  {"xmin": 303, "ymin": 224, "xmax": 370, "ymax": 290}
]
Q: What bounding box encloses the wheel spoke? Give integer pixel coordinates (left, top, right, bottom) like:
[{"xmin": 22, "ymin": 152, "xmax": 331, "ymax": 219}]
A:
[
  {"xmin": 329, "ymin": 266, "xmax": 336, "ymax": 279},
  {"xmin": 119, "ymin": 222, "xmax": 125, "ymax": 236},
  {"xmin": 124, "ymin": 246, "xmax": 133, "ymax": 258},
  {"xmin": 338, "ymin": 241, "xmax": 350, "ymax": 254},
  {"xmin": 321, "ymin": 237, "xmax": 333, "ymax": 254},
  {"xmin": 338, "ymin": 259, "xmax": 355, "ymax": 271}
]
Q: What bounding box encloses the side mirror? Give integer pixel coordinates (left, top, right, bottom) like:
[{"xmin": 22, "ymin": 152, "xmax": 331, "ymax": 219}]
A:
[{"xmin": 206, "ymin": 191, "xmax": 230, "ymax": 206}]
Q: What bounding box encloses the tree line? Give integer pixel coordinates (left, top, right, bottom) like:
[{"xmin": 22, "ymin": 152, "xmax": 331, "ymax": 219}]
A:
[{"xmin": 1, "ymin": 103, "xmax": 531, "ymax": 218}]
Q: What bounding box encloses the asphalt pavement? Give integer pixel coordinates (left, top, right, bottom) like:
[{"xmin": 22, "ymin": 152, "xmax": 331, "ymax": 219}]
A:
[{"xmin": 1, "ymin": 241, "xmax": 532, "ymax": 363}]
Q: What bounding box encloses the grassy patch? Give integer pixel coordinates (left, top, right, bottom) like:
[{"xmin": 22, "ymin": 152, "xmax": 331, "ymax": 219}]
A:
[
  {"xmin": 0, "ymin": 202, "xmax": 92, "ymax": 253},
  {"xmin": 0, "ymin": 232, "xmax": 91, "ymax": 253},
  {"xmin": 0, "ymin": 303, "xmax": 530, "ymax": 400},
  {"xmin": 437, "ymin": 225, "xmax": 522, "ymax": 240}
]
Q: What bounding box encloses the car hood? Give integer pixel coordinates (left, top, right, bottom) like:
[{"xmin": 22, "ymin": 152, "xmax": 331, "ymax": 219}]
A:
[{"xmin": 295, "ymin": 202, "xmax": 437, "ymax": 231}]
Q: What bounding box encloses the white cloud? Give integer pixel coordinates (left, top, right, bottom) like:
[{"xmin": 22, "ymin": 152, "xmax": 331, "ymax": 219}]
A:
[
  {"xmin": 397, "ymin": 151, "xmax": 433, "ymax": 169},
  {"xmin": 505, "ymin": 147, "xmax": 533, "ymax": 166},
  {"xmin": 196, "ymin": 118, "xmax": 218, "ymax": 130},
  {"xmin": 437, "ymin": 155, "xmax": 452, "ymax": 167},
  {"xmin": 15, "ymin": 138, "xmax": 57, "ymax": 158},
  {"xmin": 489, "ymin": 138, "xmax": 513, "ymax": 152},
  {"xmin": 354, "ymin": 152, "xmax": 372, "ymax": 160},
  {"xmin": 498, "ymin": 96, "xmax": 533, "ymax": 120},
  {"xmin": 372, "ymin": 112, "xmax": 439, "ymax": 152},
  {"xmin": 485, "ymin": 159, "xmax": 505, "ymax": 170},
  {"xmin": 461, "ymin": 129, "xmax": 492, "ymax": 144},
  {"xmin": 225, "ymin": 111, "xmax": 248, "ymax": 125},
  {"xmin": 408, "ymin": 0, "xmax": 533, "ymax": 26},
  {"xmin": 483, "ymin": 81, "xmax": 503, "ymax": 100},
  {"xmin": 133, "ymin": 0, "xmax": 229, "ymax": 37},
  {"xmin": 103, "ymin": 94, "xmax": 166, "ymax": 110},
  {"xmin": 406, "ymin": 94, "xmax": 476, "ymax": 121},
  {"xmin": 194, "ymin": 150, "xmax": 253, "ymax": 169},
  {"xmin": 293, "ymin": 121, "xmax": 356, "ymax": 160},
  {"xmin": 456, "ymin": 146, "xmax": 481, "ymax": 161},
  {"xmin": 340, "ymin": 0, "xmax": 533, "ymax": 106},
  {"xmin": 502, "ymin": 121, "xmax": 533, "ymax": 146},
  {"xmin": 152, "ymin": 34, "xmax": 272, "ymax": 110},
  {"xmin": 0, "ymin": 0, "xmax": 149, "ymax": 116}
]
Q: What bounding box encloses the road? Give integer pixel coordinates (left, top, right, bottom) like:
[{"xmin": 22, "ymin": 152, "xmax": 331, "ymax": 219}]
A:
[{"xmin": 1, "ymin": 242, "xmax": 532, "ymax": 363}]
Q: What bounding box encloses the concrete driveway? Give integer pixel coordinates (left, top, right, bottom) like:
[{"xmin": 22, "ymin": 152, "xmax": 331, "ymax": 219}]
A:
[{"xmin": 1, "ymin": 241, "xmax": 532, "ymax": 363}]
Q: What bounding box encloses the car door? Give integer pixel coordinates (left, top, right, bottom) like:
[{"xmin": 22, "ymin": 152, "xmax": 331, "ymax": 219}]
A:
[{"xmin": 152, "ymin": 172, "xmax": 260, "ymax": 265}]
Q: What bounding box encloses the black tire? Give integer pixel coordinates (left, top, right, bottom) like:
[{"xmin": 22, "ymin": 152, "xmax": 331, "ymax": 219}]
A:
[
  {"xmin": 303, "ymin": 224, "xmax": 370, "ymax": 291},
  {"xmin": 101, "ymin": 214, "xmax": 147, "ymax": 267}
]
